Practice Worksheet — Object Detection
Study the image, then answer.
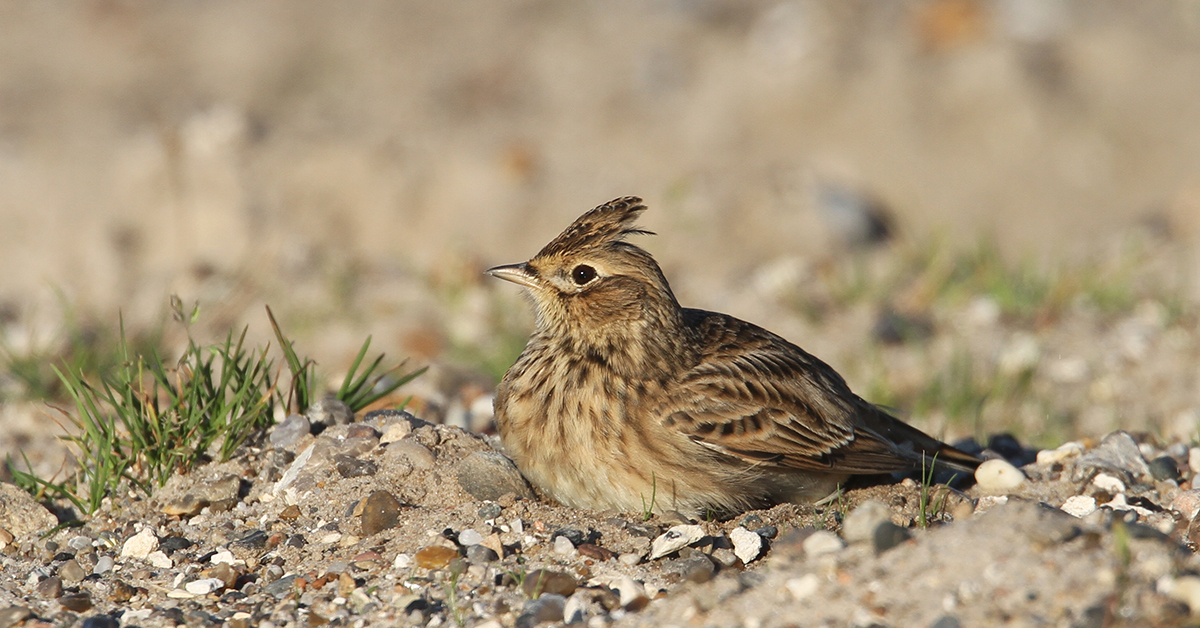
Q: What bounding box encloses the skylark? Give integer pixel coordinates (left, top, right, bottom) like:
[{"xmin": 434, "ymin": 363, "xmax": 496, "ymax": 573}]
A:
[{"xmin": 488, "ymin": 196, "xmax": 979, "ymax": 516}]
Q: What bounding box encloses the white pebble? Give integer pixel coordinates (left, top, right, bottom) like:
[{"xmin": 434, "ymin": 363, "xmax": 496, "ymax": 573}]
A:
[
  {"xmin": 974, "ymin": 495, "xmax": 1008, "ymax": 513},
  {"xmin": 458, "ymin": 529, "xmax": 485, "ymax": 547},
  {"xmin": 146, "ymin": 551, "xmax": 173, "ymax": 569},
  {"xmin": 785, "ymin": 574, "xmax": 820, "ymax": 601},
  {"xmin": 729, "ymin": 527, "xmax": 763, "ymax": 564},
  {"xmin": 553, "ymin": 535, "xmax": 576, "ymax": 556},
  {"xmin": 510, "ymin": 518, "xmax": 524, "ymax": 534},
  {"xmin": 614, "ymin": 576, "xmax": 649, "ymax": 609},
  {"xmin": 618, "ymin": 552, "xmax": 643, "ymax": 566},
  {"xmin": 1189, "ymin": 448, "xmax": 1200, "ymax": 475},
  {"xmin": 841, "ymin": 500, "xmax": 892, "ymax": 545},
  {"xmin": 210, "ymin": 550, "xmax": 243, "ymax": 566},
  {"xmin": 185, "ymin": 578, "xmax": 225, "ymax": 595},
  {"xmin": 1171, "ymin": 489, "xmax": 1200, "ymax": 521},
  {"xmin": 119, "ymin": 528, "xmax": 159, "ymax": 560},
  {"xmin": 1091, "ymin": 472, "xmax": 1126, "ymax": 494},
  {"xmin": 1060, "ymin": 495, "xmax": 1097, "ymax": 518},
  {"xmin": 802, "ymin": 531, "xmax": 844, "ymax": 557},
  {"xmin": 1036, "ymin": 442, "xmax": 1085, "ymax": 466},
  {"xmin": 166, "ymin": 589, "xmax": 195, "ymax": 599},
  {"xmin": 1159, "ymin": 575, "xmax": 1200, "ymax": 611},
  {"xmin": 974, "ymin": 459, "xmax": 1025, "ymax": 492},
  {"xmin": 379, "ymin": 422, "xmax": 412, "ymax": 444},
  {"xmin": 393, "ymin": 553, "xmax": 412, "ymax": 569},
  {"xmin": 649, "ymin": 524, "xmax": 705, "ymax": 560}
]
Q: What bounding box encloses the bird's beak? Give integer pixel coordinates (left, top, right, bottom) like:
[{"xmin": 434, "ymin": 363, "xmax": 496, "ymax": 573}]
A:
[{"xmin": 485, "ymin": 262, "xmax": 540, "ymax": 289}]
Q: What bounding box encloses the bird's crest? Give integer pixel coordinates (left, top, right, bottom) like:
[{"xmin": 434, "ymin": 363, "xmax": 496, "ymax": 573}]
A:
[{"xmin": 535, "ymin": 196, "xmax": 653, "ymax": 258}]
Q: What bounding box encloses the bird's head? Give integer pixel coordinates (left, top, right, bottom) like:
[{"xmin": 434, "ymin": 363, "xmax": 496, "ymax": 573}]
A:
[{"xmin": 486, "ymin": 197, "xmax": 682, "ymax": 342}]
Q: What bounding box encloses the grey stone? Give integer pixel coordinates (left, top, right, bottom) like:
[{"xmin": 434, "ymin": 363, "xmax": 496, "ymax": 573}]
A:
[
  {"xmin": 872, "ymin": 522, "xmax": 912, "ymax": 554},
  {"xmin": 269, "ymin": 414, "xmax": 311, "ymax": 448},
  {"xmin": 0, "ymin": 607, "xmax": 32, "ymax": 628},
  {"xmin": 307, "ymin": 395, "xmax": 354, "ymax": 427},
  {"xmin": 1149, "ymin": 456, "xmax": 1181, "ymax": 481},
  {"xmin": 80, "ymin": 615, "xmax": 120, "ymax": 628},
  {"xmin": 93, "ymin": 555, "xmax": 114, "ymax": 575},
  {"xmin": 333, "ymin": 454, "xmax": 378, "ymax": 478},
  {"xmin": 516, "ymin": 594, "xmax": 566, "ymax": 628},
  {"xmin": 264, "ymin": 574, "xmax": 299, "ymax": 598},
  {"xmin": 843, "ymin": 500, "xmax": 893, "ymax": 545},
  {"xmin": 465, "ymin": 544, "xmax": 499, "ymax": 564},
  {"xmin": 57, "ymin": 559, "xmax": 86, "ymax": 583},
  {"xmin": 456, "ymin": 451, "xmax": 535, "ymax": 501},
  {"xmin": 1073, "ymin": 431, "xmax": 1151, "ymax": 483}
]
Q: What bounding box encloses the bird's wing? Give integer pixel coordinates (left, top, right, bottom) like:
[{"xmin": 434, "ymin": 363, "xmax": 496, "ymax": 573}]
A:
[{"xmin": 659, "ymin": 310, "xmax": 968, "ymax": 474}]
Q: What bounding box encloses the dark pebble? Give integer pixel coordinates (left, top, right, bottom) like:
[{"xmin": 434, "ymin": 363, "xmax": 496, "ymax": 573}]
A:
[
  {"xmin": 1149, "ymin": 456, "xmax": 1181, "ymax": 481},
  {"xmin": 334, "ymin": 454, "xmax": 378, "ymax": 479},
  {"xmin": 465, "ymin": 544, "xmax": 499, "ymax": 564},
  {"xmin": 232, "ymin": 529, "xmax": 268, "ymax": 550},
  {"xmin": 264, "ymin": 574, "xmax": 299, "ymax": 598},
  {"xmin": 516, "ymin": 594, "xmax": 566, "ymax": 628},
  {"xmin": 286, "ymin": 534, "xmax": 307, "ymax": 548},
  {"xmin": 159, "ymin": 536, "xmax": 194, "ymax": 554},
  {"xmin": 58, "ymin": 593, "xmax": 92, "ymax": 612},
  {"xmin": 522, "ymin": 569, "xmax": 577, "ymax": 598},
  {"xmin": 625, "ymin": 523, "xmax": 659, "ymax": 539},
  {"xmin": 361, "ymin": 490, "xmax": 403, "ymax": 536},
  {"xmin": 456, "ymin": 451, "xmax": 537, "ymax": 501},
  {"xmin": 740, "ymin": 514, "xmax": 763, "ymax": 528},
  {"xmin": 477, "ymin": 503, "xmax": 503, "ymax": 520},
  {"xmin": 346, "ymin": 424, "xmax": 381, "ymax": 439},
  {"xmin": 80, "ymin": 615, "xmax": 120, "ymax": 628},
  {"xmin": 873, "ymin": 522, "xmax": 912, "ymax": 554},
  {"xmin": 109, "ymin": 580, "xmax": 135, "ymax": 603},
  {"xmin": 929, "ymin": 616, "xmax": 961, "ymax": 628},
  {"xmin": 158, "ymin": 608, "xmax": 185, "ymax": 625},
  {"xmin": 35, "ymin": 576, "xmax": 63, "ymax": 598},
  {"xmin": 577, "ymin": 543, "xmax": 615, "ymax": 561},
  {"xmin": 0, "ymin": 607, "xmax": 31, "ymax": 628},
  {"xmin": 754, "ymin": 525, "xmax": 778, "ymax": 539},
  {"xmin": 552, "ymin": 528, "xmax": 585, "ymax": 546},
  {"xmin": 672, "ymin": 554, "xmax": 715, "ymax": 583},
  {"xmin": 57, "ymin": 559, "xmax": 86, "ymax": 583},
  {"xmin": 52, "ymin": 551, "xmax": 75, "ymax": 562}
]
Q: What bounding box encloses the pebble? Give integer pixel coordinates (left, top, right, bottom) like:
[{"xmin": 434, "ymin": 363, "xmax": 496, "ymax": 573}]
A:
[
  {"xmin": 1074, "ymin": 431, "xmax": 1151, "ymax": 482},
  {"xmin": 35, "ymin": 576, "xmax": 62, "ymax": 598},
  {"xmin": 842, "ymin": 500, "xmax": 893, "ymax": 544},
  {"xmin": 477, "ymin": 502, "xmax": 503, "ymax": 520},
  {"xmin": 66, "ymin": 536, "xmax": 92, "ymax": 552},
  {"xmin": 393, "ymin": 553, "xmax": 412, "ymax": 569},
  {"xmin": 306, "ymin": 396, "xmax": 354, "ymax": 428},
  {"xmin": 465, "ymin": 544, "xmax": 499, "ymax": 564},
  {"xmin": 1149, "ymin": 456, "xmax": 1181, "ymax": 481},
  {"xmin": 730, "ymin": 527, "xmax": 764, "ymax": 564},
  {"xmin": 269, "ymin": 414, "xmax": 311, "ymax": 448},
  {"xmin": 1092, "ymin": 473, "xmax": 1126, "ymax": 494},
  {"xmin": 264, "ymin": 574, "xmax": 299, "ymax": 598},
  {"xmin": 802, "ymin": 531, "xmax": 845, "ymax": 556},
  {"xmin": 58, "ymin": 592, "xmax": 92, "ymax": 612},
  {"xmin": 379, "ymin": 422, "xmax": 413, "ymax": 444},
  {"xmin": 185, "ymin": 578, "xmax": 226, "ymax": 595},
  {"xmin": 614, "ymin": 576, "xmax": 649, "ymax": 611},
  {"xmin": 210, "ymin": 563, "xmax": 239, "ymax": 589},
  {"xmin": 80, "ymin": 616, "xmax": 119, "ymax": 628},
  {"xmin": 619, "ymin": 552, "xmax": 643, "ymax": 566},
  {"xmin": 1158, "ymin": 575, "xmax": 1200, "ymax": 613},
  {"xmin": 577, "ymin": 542, "xmax": 615, "ymax": 561},
  {"xmin": 272, "ymin": 443, "xmax": 315, "ymax": 495},
  {"xmin": 522, "ymin": 570, "xmax": 577, "ymax": 597},
  {"xmin": 414, "ymin": 546, "xmax": 459, "ymax": 569},
  {"xmin": 1190, "ymin": 448, "xmax": 1200, "ymax": 476},
  {"xmin": 333, "ymin": 454, "xmax": 378, "ymax": 478},
  {"xmin": 553, "ymin": 535, "xmax": 576, "ymax": 556},
  {"xmin": 384, "ymin": 440, "xmax": 437, "ymax": 470},
  {"xmin": 1036, "ymin": 442, "xmax": 1085, "ymax": 466},
  {"xmin": 360, "ymin": 490, "xmax": 403, "ymax": 536},
  {"xmin": 457, "ymin": 529, "xmax": 485, "ymax": 547},
  {"xmin": 92, "ymin": 556, "xmax": 114, "ymax": 575},
  {"xmin": 57, "ymin": 559, "xmax": 86, "ymax": 583},
  {"xmin": 649, "ymin": 524, "xmax": 705, "ymax": 560},
  {"xmin": 456, "ymin": 451, "xmax": 535, "ymax": 501},
  {"xmin": 1061, "ymin": 495, "xmax": 1098, "ymax": 518},
  {"xmin": 675, "ymin": 553, "xmax": 716, "ymax": 583},
  {"xmin": 0, "ymin": 607, "xmax": 31, "ymax": 628},
  {"xmin": 975, "ymin": 459, "xmax": 1026, "ymax": 491},
  {"xmin": 563, "ymin": 591, "xmax": 589, "ymax": 624},
  {"xmin": 1172, "ymin": 490, "xmax": 1200, "ymax": 521},
  {"xmin": 110, "ymin": 580, "xmax": 135, "ymax": 603},
  {"xmin": 146, "ymin": 551, "xmax": 173, "ymax": 569},
  {"xmin": 119, "ymin": 528, "xmax": 158, "ymax": 560},
  {"xmin": 210, "ymin": 550, "xmax": 242, "ymax": 566},
  {"xmin": 786, "ymin": 574, "xmax": 820, "ymax": 601},
  {"xmin": 872, "ymin": 522, "xmax": 912, "ymax": 554},
  {"xmin": 516, "ymin": 594, "xmax": 565, "ymax": 628}
]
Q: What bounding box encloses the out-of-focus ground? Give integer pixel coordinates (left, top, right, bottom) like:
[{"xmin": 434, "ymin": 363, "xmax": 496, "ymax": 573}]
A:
[{"xmin": 2, "ymin": 0, "xmax": 1200, "ymax": 451}]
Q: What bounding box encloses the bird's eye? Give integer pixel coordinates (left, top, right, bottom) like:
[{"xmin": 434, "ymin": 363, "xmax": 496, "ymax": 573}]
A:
[{"xmin": 571, "ymin": 264, "xmax": 597, "ymax": 285}]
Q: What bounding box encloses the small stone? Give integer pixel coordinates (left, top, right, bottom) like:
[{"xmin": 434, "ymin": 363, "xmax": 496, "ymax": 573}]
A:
[
  {"xmin": 786, "ymin": 573, "xmax": 820, "ymax": 601},
  {"xmin": 456, "ymin": 451, "xmax": 534, "ymax": 501},
  {"xmin": 306, "ymin": 396, "xmax": 354, "ymax": 428},
  {"xmin": 613, "ymin": 576, "xmax": 649, "ymax": 611},
  {"xmin": 0, "ymin": 607, "xmax": 31, "ymax": 628},
  {"xmin": 577, "ymin": 543, "xmax": 615, "ymax": 561},
  {"xmin": 649, "ymin": 524, "xmax": 704, "ymax": 560},
  {"xmin": 553, "ymin": 536, "xmax": 576, "ymax": 556},
  {"xmin": 58, "ymin": 592, "xmax": 92, "ymax": 612},
  {"xmin": 872, "ymin": 522, "xmax": 912, "ymax": 554},
  {"xmin": 67, "ymin": 536, "xmax": 92, "ymax": 552},
  {"xmin": 210, "ymin": 549, "xmax": 242, "ymax": 566},
  {"xmin": 675, "ymin": 554, "xmax": 715, "ymax": 583},
  {"xmin": 929, "ymin": 615, "xmax": 962, "ymax": 628},
  {"xmin": 1061, "ymin": 495, "xmax": 1098, "ymax": 518},
  {"xmin": 477, "ymin": 502, "xmax": 502, "ymax": 520},
  {"xmin": 841, "ymin": 500, "xmax": 893, "ymax": 545},
  {"xmin": 414, "ymin": 546, "xmax": 459, "ymax": 569},
  {"xmin": 279, "ymin": 505, "xmax": 302, "ymax": 522},
  {"xmin": 522, "ymin": 570, "xmax": 577, "ymax": 598},
  {"xmin": 93, "ymin": 555, "xmax": 114, "ymax": 575},
  {"xmin": 159, "ymin": 536, "xmax": 194, "ymax": 554},
  {"xmin": 457, "ymin": 529, "xmax": 485, "ymax": 547},
  {"xmin": 482, "ymin": 533, "xmax": 505, "ymax": 558},
  {"xmin": 1149, "ymin": 456, "xmax": 1181, "ymax": 481},
  {"xmin": 975, "ymin": 459, "xmax": 1026, "ymax": 492},
  {"xmin": 333, "ymin": 454, "xmax": 378, "ymax": 479},
  {"xmin": 361, "ymin": 490, "xmax": 403, "ymax": 536},
  {"xmin": 1035, "ymin": 442, "xmax": 1085, "ymax": 466},
  {"xmin": 146, "ymin": 551, "xmax": 172, "ymax": 569},
  {"xmin": 730, "ymin": 527, "xmax": 764, "ymax": 564},
  {"xmin": 0, "ymin": 482, "xmax": 58, "ymax": 538},
  {"xmin": 269, "ymin": 414, "xmax": 311, "ymax": 448},
  {"xmin": 754, "ymin": 525, "xmax": 778, "ymax": 539},
  {"xmin": 210, "ymin": 563, "xmax": 239, "ymax": 590},
  {"xmin": 1171, "ymin": 490, "xmax": 1200, "ymax": 520},
  {"xmin": 552, "ymin": 528, "xmax": 585, "ymax": 546},
  {"xmin": 119, "ymin": 528, "xmax": 158, "ymax": 560},
  {"xmin": 618, "ymin": 552, "xmax": 643, "ymax": 566},
  {"xmin": 57, "ymin": 559, "xmax": 86, "ymax": 583},
  {"xmin": 80, "ymin": 615, "xmax": 120, "ymax": 628},
  {"xmin": 517, "ymin": 594, "xmax": 565, "ymax": 628},
  {"xmin": 465, "ymin": 544, "xmax": 499, "ymax": 564},
  {"xmin": 563, "ymin": 591, "xmax": 589, "ymax": 624},
  {"xmin": 35, "ymin": 576, "xmax": 63, "ymax": 598},
  {"xmin": 379, "ymin": 422, "xmax": 413, "ymax": 444},
  {"xmin": 1074, "ymin": 431, "xmax": 1151, "ymax": 482},
  {"xmin": 710, "ymin": 548, "xmax": 739, "ymax": 568},
  {"xmin": 346, "ymin": 423, "xmax": 380, "ymax": 439},
  {"xmin": 1092, "ymin": 472, "xmax": 1126, "ymax": 494},
  {"xmin": 109, "ymin": 580, "xmax": 135, "ymax": 603},
  {"xmin": 264, "ymin": 574, "xmax": 299, "ymax": 598},
  {"xmin": 185, "ymin": 578, "xmax": 225, "ymax": 595},
  {"xmin": 802, "ymin": 531, "xmax": 844, "ymax": 556},
  {"xmin": 337, "ymin": 572, "xmax": 358, "ymax": 597},
  {"xmin": 1158, "ymin": 575, "xmax": 1200, "ymax": 614}
]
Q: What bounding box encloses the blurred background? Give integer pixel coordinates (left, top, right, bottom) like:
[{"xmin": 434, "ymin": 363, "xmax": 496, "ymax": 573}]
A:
[{"xmin": 3, "ymin": 0, "xmax": 1200, "ymax": 456}]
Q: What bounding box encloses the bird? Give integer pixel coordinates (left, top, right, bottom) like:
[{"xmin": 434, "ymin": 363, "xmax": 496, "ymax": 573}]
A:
[{"xmin": 487, "ymin": 196, "xmax": 979, "ymax": 516}]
